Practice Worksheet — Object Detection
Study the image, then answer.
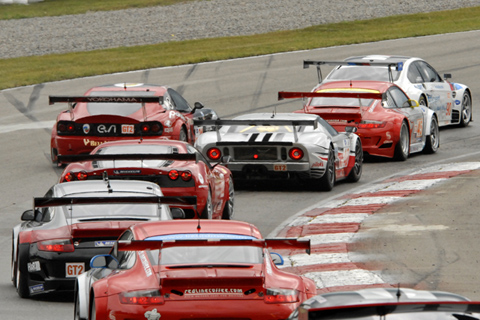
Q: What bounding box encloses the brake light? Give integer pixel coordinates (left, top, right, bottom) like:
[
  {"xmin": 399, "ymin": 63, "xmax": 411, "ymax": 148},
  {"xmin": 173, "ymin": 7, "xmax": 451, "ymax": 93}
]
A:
[
  {"xmin": 141, "ymin": 124, "xmax": 150, "ymax": 133},
  {"xmin": 37, "ymin": 239, "xmax": 74, "ymax": 252},
  {"xmin": 169, "ymin": 170, "xmax": 179, "ymax": 180},
  {"xmin": 207, "ymin": 148, "xmax": 221, "ymax": 161},
  {"xmin": 57, "ymin": 121, "xmax": 76, "ymax": 134},
  {"xmin": 358, "ymin": 120, "xmax": 387, "ymax": 129},
  {"xmin": 264, "ymin": 288, "xmax": 299, "ymax": 304},
  {"xmin": 64, "ymin": 171, "xmax": 88, "ymax": 182},
  {"xmin": 119, "ymin": 290, "xmax": 164, "ymax": 305},
  {"xmin": 181, "ymin": 171, "xmax": 192, "ymax": 181},
  {"xmin": 289, "ymin": 148, "xmax": 304, "ymax": 160}
]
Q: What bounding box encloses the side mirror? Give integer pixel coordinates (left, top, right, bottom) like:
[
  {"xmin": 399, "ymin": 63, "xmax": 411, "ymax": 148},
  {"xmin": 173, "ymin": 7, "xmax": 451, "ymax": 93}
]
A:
[
  {"xmin": 171, "ymin": 208, "xmax": 186, "ymax": 219},
  {"xmin": 21, "ymin": 210, "xmax": 35, "ymax": 221},
  {"xmin": 191, "ymin": 102, "xmax": 205, "ymax": 114},
  {"xmin": 90, "ymin": 254, "xmax": 118, "ymax": 269},
  {"xmin": 444, "ymin": 73, "xmax": 452, "ymax": 80},
  {"xmin": 403, "ymin": 99, "xmax": 419, "ymax": 108},
  {"xmin": 270, "ymin": 252, "xmax": 284, "ymax": 266},
  {"xmin": 212, "ymin": 155, "xmax": 231, "ymax": 169}
]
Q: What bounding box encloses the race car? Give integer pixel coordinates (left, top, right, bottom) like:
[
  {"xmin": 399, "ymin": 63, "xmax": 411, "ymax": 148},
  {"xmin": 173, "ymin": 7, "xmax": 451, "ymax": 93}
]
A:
[
  {"xmin": 194, "ymin": 113, "xmax": 363, "ymax": 191},
  {"xmin": 280, "ymin": 80, "xmax": 440, "ymax": 161},
  {"xmin": 57, "ymin": 139, "xmax": 234, "ymax": 220},
  {"xmin": 303, "ymin": 55, "xmax": 472, "ymax": 127},
  {"xmin": 288, "ymin": 287, "xmax": 480, "ymax": 320},
  {"xmin": 74, "ymin": 219, "xmax": 318, "ymax": 320},
  {"xmin": 49, "ymin": 83, "xmax": 219, "ymax": 165},
  {"xmin": 11, "ymin": 179, "xmax": 195, "ymax": 299}
]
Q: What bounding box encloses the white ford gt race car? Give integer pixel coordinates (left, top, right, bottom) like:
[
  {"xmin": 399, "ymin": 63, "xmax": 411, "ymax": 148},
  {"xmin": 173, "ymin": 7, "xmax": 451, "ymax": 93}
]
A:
[
  {"xmin": 195, "ymin": 113, "xmax": 363, "ymax": 191},
  {"xmin": 304, "ymin": 55, "xmax": 472, "ymax": 127}
]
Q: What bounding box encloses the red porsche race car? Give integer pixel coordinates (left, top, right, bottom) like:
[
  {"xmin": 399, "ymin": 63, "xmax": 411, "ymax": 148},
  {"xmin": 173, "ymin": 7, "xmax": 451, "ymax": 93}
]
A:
[
  {"xmin": 57, "ymin": 139, "xmax": 234, "ymax": 220},
  {"xmin": 49, "ymin": 83, "xmax": 219, "ymax": 165},
  {"xmin": 74, "ymin": 220, "xmax": 318, "ymax": 320},
  {"xmin": 279, "ymin": 80, "xmax": 440, "ymax": 161}
]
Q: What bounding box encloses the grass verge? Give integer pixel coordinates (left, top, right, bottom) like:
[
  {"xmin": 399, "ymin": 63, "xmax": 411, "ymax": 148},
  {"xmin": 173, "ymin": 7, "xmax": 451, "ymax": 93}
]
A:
[{"xmin": 1, "ymin": 6, "xmax": 479, "ymax": 90}]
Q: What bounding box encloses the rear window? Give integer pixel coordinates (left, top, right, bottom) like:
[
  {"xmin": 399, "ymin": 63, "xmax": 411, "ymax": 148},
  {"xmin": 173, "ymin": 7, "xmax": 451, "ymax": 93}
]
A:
[
  {"xmin": 86, "ymin": 91, "xmax": 158, "ymax": 116},
  {"xmin": 326, "ymin": 66, "xmax": 400, "ymax": 82}
]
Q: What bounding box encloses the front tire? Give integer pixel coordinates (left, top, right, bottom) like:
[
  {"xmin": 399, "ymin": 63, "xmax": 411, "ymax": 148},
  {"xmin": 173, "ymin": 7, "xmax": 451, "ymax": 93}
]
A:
[
  {"xmin": 394, "ymin": 121, "xmax": 409, "ymax": 161},
  {"xmin": 222, "ymin": 177, "xmax": 235, "ymax": 220},
  {"xmin": 459, "ymin": 92, "xmax": 472, "ymax": 127},
  {"xmin": 346, "ymin": 141, "xmax": 363, "ymax": 182},
  {"xmin": 424, "ymin": 116, "xmax": 440, "ymax": 154}
]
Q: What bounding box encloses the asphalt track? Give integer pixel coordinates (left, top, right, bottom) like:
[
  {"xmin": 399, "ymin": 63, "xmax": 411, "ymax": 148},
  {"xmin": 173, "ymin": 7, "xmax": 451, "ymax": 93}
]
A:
[{"xmin": 0, "ymin": 31, "xmax": 479, "ymax": 318}]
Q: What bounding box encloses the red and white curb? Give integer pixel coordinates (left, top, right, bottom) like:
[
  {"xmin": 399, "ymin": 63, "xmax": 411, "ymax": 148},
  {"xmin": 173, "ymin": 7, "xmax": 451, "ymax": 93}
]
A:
[{"xmin": 273, "ymin": 162, "xmax": 480, "ymax": 293}]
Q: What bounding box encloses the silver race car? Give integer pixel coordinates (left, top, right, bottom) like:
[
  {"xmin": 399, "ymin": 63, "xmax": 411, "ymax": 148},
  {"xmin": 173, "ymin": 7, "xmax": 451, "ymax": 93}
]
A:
[{"xmin": 195, "ymin": 113, "xmax": 363, "ymax": 191}]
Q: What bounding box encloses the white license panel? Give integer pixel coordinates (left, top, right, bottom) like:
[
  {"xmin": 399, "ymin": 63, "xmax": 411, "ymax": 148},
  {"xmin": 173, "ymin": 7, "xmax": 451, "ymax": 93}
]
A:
[
  {"xmin": 121, "ymin": 124, "xmax": 135, "ymax": 134},
  {"xmin": 66, "ymin": 262, "xmax": 85, "ymax": 277},
  {"xmin": 273, "ymin": 163, "xmax": 287, "ymax": 171}
]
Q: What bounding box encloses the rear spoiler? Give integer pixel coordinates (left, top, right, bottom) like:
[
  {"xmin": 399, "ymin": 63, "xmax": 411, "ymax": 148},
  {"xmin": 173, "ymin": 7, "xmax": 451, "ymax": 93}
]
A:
[
  {"xmin": 194, "ymin": 119, "xmax": 317, "ymax": 143},
  {"xmin": 34, "ymin": 196, "xmax": 197, "ymax": 210},
  {"xmin": 305, "ymin": 301, "xmax": 480, "ymax": 320},
  {"xmin": 278, "ymin": 91, "xmax": 383, "ymax": 101},
  {"xmin": 49, "ymin": 95, "xmax": 163, "ymax": 121},
  {"xmin": 115, "ymin": 238, "xmax": 310, "ymax": 254},
  {"xmin": 57, "ymin": 153, "xmax": 197, "ymax": 163},
  {"xmin": 303, "ymin": 60, "xmax": 403, "ymax": 83}
]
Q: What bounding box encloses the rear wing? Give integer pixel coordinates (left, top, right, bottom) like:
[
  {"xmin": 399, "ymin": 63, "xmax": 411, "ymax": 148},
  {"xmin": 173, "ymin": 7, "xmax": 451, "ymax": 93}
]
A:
[
  {"xmin": 304, "ymin": 301, "xmax": 480, "ymax": 320},
  {"xmin": 34, "ymin": 196, "xmax": 197, "ymax": 210},
  {"xmin": 49, "ymin": 95, "xmax": 163, "ymax": 121},
  {"xmin": 278, "ymin": 91, "xmax": 383, "ymax": 101},
  {"xmin": 303, "ymin": 60, "xmax": 403, "ymax": 83},
  {"xmin": 57, "ymin": 153, "xmax": 197, "ymax": 163},
  {"xmin": 194, "ymin": 119, "xmax": 317, "ymax": 143},
  {"xmin": 115, "ymin": 238, "xmax": 311, "ymax": 253}
]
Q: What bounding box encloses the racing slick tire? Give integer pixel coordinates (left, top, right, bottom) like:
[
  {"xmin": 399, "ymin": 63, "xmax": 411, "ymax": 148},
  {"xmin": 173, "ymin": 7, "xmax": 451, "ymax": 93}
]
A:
[
  {"xmin": 459, "ymin": 92, "xmax": 472, "ymax": 127},
  {"xmin": 16, "ymin": 245, "xmax": 30, "ymax": 298},
  {"xmin": 11, "ymin": 234, "xmax": 16, "ymax": 286},
  {"xmin": 313, "ymin": 147, "xmax": 335, "ymax": 191},
  {"xmin": 394, "ymin": 121, "xmax": 409, "ymax": 161},
  {"xmin": 424, "ymin": 116, "xmax": 440, "ymax": 154},
  {"xmin": 346, "ymin": 141, "xmax": 363, "ymax": 182},
  {"xmin": 201, "ymin": 190, "xmax": 213, "ymax": 219},
  {"xmin": 221, "ymin": 177, "xmax": 235, "ymax": 220},
  {"xmin": 90, "ymin": 295, "xmax": 97, "ymax": 320},
  {"xmin": 179, "ymin": 127, "xmax": 188, "ymax": 142},
  {"xmin": 74, "ymin": 288, "xmax": 87, "ymax": 320},
  {"xmin": 419, "ymin": 95, "xmax": 428, "ymax": 107}
]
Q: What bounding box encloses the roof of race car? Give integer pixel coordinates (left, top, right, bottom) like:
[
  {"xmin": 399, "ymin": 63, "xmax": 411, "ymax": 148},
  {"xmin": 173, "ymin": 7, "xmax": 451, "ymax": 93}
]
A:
[
  {"xmin": 313, "ymin": 80, "xmax": 397, "ymax": 95},
  {"xmin": 130, "ymin": 220, "xmax": 263, "ymax": 240},
  {"xmin": 233, "ymin": 112, "xmax": 321, "ymax": 121},
  {"xmin": 51, "ymin": 180, "xmax": 163, "ymax": 197}
]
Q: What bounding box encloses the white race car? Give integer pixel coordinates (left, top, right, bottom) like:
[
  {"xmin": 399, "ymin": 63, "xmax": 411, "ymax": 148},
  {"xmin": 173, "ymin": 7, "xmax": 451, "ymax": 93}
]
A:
[
  {"xmin": 304, "ymin": 55, "xmax": 472, "ymax": 127},
  {"xmin": 195, "ymin": 113, "xmax": 363, "ymax": 191}
]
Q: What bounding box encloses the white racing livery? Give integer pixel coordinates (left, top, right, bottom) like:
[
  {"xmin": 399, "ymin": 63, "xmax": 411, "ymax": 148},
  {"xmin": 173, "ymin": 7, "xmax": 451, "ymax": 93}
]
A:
[
  {"xmin": 195, "ymin": 113, "xmax": 363, "ymax": 191},
  {"xmin": 304, "ymin": 55, "xmax": 472, "ymax": 127}
]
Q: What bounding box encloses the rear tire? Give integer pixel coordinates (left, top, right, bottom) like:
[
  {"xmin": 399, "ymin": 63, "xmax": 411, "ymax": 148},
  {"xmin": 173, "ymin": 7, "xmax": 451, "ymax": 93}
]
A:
[
  {"xmin": 16, "ymin": 245, "xmax": 29, "ymax": 298},
  {"xmin": 459, "ymin": 92, "xmax": 472, "ymax": 127},
  {"xmin": 179, "ymin": 127, "xmax": 188, "ymax": 142},
  {"xmin": 424, "ymin": 116, "xmax": 440, "ymax": 154},
  {"xmin": 394, "ymin": 121, "xmax": 409, "ymax": 161},
  {"xmin": 222, "ymin": 177, "xmax": 235, "ymax": 220},
  {"xmin": 201, "ymin": 190, "xmax": 213, "ymax": 219},
  {"xmin": 313, "ymin": 148, "xmax": 335, "ymax": 191},
  {"xmin": 346, "ymin": 141, "xmax": 363, "ymax": 182}
]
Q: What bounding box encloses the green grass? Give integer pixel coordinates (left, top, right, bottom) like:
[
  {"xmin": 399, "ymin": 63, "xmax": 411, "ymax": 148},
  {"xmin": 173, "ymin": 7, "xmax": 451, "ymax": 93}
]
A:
[
  {"xmin": 0, "ymin": 0, "xmax": 194, "ymax": 19},
  {"xmin": 1, "ymin": 6, "xmax": 479, "ymax": 90}
]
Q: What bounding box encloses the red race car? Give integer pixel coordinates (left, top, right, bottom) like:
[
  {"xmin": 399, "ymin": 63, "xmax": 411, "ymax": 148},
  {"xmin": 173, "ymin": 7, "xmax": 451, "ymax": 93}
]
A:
[
  {"xmin": 49, "ymin": 83, "xmax": 219, "ymax": 165},
  {"xmin": 279, "ymin": 80, "xmax": 440, "ymax": 161},
  {"xmin": 74, "ymin": 220, "xmax": 318, "ymax": 320},
  {"xmin": 58, "ymin": 139, "xmax": 234, "ymax": 220}
]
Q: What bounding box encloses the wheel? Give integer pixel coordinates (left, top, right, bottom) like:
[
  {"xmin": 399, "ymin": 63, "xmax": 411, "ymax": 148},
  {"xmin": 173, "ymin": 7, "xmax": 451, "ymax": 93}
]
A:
[
  {"xmin": 418, "ymin": 95, "xmax": 427, "ymax": 107},
  {"xmin": 74, "ymin": 288, "xmax": 87, "ymax": 320},
  {"xmin": 16, "ymin": 245, "xmax": 30, "ymax": 298},
  {"xmin": 221, "ymin": 177, "xmax": 235, "ymax": 220},
  {"xmin": 201, "ymin": 190, "xmax": 213, "ymax": 219},
  {"xmin": 51, "ymin": 147, "xmax": 59, "ymax": 165},
  {"xmin": 394, "ymin": 121, "xmax": 409, "ymax": 161},
  {"xmin": 11, "ymin": 235, "xmax": 16, "ymax": 286},
  {"xmin": 89, "ymin": 295, "xmax": 96, "ymax": 320},
  {"xmin": 179, "ymin": 127, "xmax": 188, "ymax": 142},
  {"xmin": 459, "ymin": 92, "xmax": 472, "ymax": 127},
  {"xmin": 424, "ymin": 116, "xmax": 440, "ymax": 154},
  {"xmin": 346, "ymin": 141, "xmax": 363, "ymax": 182},
  {"xmin": 313, "ymin": 148, "xmax": 335, "ymax": 191}
]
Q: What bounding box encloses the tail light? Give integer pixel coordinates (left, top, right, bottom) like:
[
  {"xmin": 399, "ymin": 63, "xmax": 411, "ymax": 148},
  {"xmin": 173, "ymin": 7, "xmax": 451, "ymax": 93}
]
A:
[
  {"xmin": 64, "ymin": 171, "xmax": 88, "ymax": 182},
  {"xmin": 37, "ymin": 239, "xmax": 74, "ymax": 252},
  {"xmin": 264, "ymin": 288, "xmax": 299, "ymax": 304},
  {"xmin": 289, "ymin": 148, "xmax": 304, "ymax": 160},
  {"xmin": 140, "ymin": 122, "xmax": 163, "ymax": 135},
  {"xmin": 119, "ymin": 290, "xmax": 164, "ymax": 305},
  {"xmin": 207, "ymin": 147, "xmax": 221, "ymax": 161},
  {"xmin": 358, "ymin": 120, "xmax": 387, "ymax": 129},
  {"xmin": 57, "ymin": 121, "xmax": 76, "ymax": 134},
  {"xmin": 169, "ymin": 170, "xmax": 179, "ymax": 180},
  {"xmin": 168, "ymin": 170, "xmax": 192, "ymax": 181},
  {"xmin": 180, "ymin": 171, "xmax": 192, "ymax": 181}
]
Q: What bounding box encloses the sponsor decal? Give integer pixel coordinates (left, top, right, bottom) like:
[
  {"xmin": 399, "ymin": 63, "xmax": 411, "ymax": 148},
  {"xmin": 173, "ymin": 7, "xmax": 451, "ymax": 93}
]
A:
[
  {"xmin": 113, "ymin": 170, "xmax": 141, "ymax": 175},
  {"xmin": 164, "ymin": 128, "xmax": 174, "ymax": 133},
  {"xmin": 455, "ymin": 100, "xmax": 461, "ymax": 105},
  {"xmin": 97, "ymin": 124, "xmax": 117, "ymax": 134},
  {"xmin": 109, "ymin": 311, "xmax": 116, "ymax": 320},
  {"xmin": 386, "ymin": 132, "xmax": 391, "ymax": 140},
  {"xmin": 27, "ymin": 261, "xmax": 41, "ymax": 272},
  {"xmin": 86, "ymin": 97, "xmax": 142, "ymax": 103},
  {"xmin": 312, "ymin": 162, "xmax": 324, "ymax": 168},
  {"xmin": 169, "ymin": 111, "xmax": 177, "ymax": 119},
  {"xmin": 184, "ymin": 288, "xmax": 243, "ymax": 295},
  {"xmin": 164, "ymin": 120, "xmax": 172, "ymax": 128},
  {"xmin": 145, "ymin": 309, "xmax": 161, "ymax": 320},
  {"xmin": 139, "ymin": 251, "xmax": 152, "ymax": 277},
  {"xmin": 83, "ymin": 139, "xmax": 108, "ymax": 147},
  {"xmin": 66, "ymin": 262, "xmax": 85, "ymax": 277},
  {"xmin": 198, "ymin": 173, "xmax": 205, "ymax": 184},
  {"xmin": 121, "ymin": 124, "xmax": 134, "ymax": 134},
  {"xmin": 95, "ymin": 240, "xmax": 116, "ymax": 247},
  {"xmin": 265, "ymin": 252, "xmax": 273, "ymax": 275},
  {"xmin": 83, "ymin": 124, "xmax": 90, "ymax": 134},
  {"xmin": 29, "ymin": 284, "xmax": 44, "ymax": 294}
]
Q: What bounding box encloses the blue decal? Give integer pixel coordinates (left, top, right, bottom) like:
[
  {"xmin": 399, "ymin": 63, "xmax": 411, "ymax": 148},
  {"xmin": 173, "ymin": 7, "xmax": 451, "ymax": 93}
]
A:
[
  {"xmin": 396, "ymin": 62, "xmax": 403, "ymax": 71},
  {"xmin": 146, "ymin": 233, "xmax": 257, "ymax": 241},
  {"xmin": 454, "ymin": 83, "xmax": 463, "ymax": 90},
  {"xmin": 29, "ymin": 284, "xmax": 44, "ymax": 294},
  {"xmin": 95, "ymin": 241, "xmax": 116, "ymax": 247},
  {"xmin": 455, "ymin": 100, "xmax": 461, "ymax": 105}
]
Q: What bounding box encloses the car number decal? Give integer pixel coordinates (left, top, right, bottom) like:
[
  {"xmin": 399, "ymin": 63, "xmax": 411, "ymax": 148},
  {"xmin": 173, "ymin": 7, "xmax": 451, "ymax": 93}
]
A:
[{"xmin": 66, "ymin": 262, "xmax": 85, "ymax": 277}]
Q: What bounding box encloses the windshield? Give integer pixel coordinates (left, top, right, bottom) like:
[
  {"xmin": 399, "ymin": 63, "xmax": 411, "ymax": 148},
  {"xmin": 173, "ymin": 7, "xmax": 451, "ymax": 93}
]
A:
[
  {"xmin": 310, "ymin": 97, "xmax": 374, "ymax": 107},
  {"xmin": 95, "ymin": 144, "xmax": 174, "ymax": 168},
  {"xmin": 86, "ymin": 91, "xmax": 158, "ymax": 116},
  {"xmin": 326, "ymin": 66, "xmax": 400, "ymax": 82}
]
